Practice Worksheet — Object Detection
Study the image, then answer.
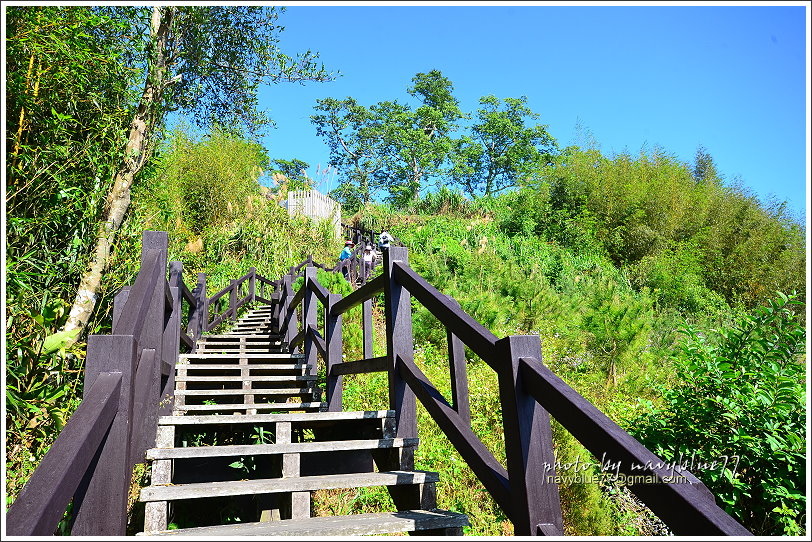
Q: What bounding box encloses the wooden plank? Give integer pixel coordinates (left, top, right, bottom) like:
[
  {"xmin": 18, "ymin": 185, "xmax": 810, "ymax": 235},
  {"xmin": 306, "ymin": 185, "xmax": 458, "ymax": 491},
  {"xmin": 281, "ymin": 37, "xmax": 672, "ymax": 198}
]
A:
[
  {"xmin": 158, "ymin": 410, "xmax": 394, "ymax": 425},
  {"xmin": 144, "ymin": 509, "xmax": 468, "ymax": 536},
  {"xmin": 175, "ymin": 364, "xmax": 305, "ymax": 370},
  {"xmin": 174, "ymin": 375, "xmax": 316, "ymax": 382},
  {"xmin": 174, "ymin": 402, "xmax": 324, "ymax": 412},
  {"xmin": 179, "ymin": 353, "xmax": 303, "ymax": 359},
  {"xmin": 5, "ymin": 373, "xmax": 121, "ymax": 535},
  {"xmin": 173, "ymin": 388, "xmax": 315, "ymax": 396},
  {"xmin": 393, "ymin": 261, "xmax": 499, "ymax": 368},
  {"xmin": 143, "ymin": 425, "xmax": 174, "ymax": 531},
  {"xmin": 330, "ymin": 356, "xmax": 388, "ymax": 376},
  {"xmin": 518, "ymin": 359, "xmax": 752, "ymax": 536},
  {"xmin": 147, "ymin": 438, "xmax": 419, "ymax": 460},
  {"xmin": 141, "ymin": 470, "xmax": 440, "ymax": 502}
]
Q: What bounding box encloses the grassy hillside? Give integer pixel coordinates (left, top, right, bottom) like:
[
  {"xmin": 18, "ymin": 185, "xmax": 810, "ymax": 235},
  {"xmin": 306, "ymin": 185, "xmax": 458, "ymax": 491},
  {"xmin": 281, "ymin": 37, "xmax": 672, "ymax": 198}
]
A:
[{"xmin": 6, "ymin": 132, "xmax": 804, "ymax": 535}]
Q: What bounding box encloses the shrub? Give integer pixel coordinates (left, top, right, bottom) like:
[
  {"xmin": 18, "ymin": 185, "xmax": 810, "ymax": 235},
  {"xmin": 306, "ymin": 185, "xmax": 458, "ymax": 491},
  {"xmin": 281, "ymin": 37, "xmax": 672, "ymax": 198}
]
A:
[{"xmin": 630, "ymin": 292, "xmax": 806, "ymax": 535}]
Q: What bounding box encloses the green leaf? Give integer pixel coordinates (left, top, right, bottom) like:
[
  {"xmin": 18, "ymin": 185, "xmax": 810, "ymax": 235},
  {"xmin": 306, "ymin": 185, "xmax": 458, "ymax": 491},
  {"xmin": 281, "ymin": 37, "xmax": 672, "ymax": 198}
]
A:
[{"xmin": 41, "ymin": 329, "xmax": 80, "ymax": 354}]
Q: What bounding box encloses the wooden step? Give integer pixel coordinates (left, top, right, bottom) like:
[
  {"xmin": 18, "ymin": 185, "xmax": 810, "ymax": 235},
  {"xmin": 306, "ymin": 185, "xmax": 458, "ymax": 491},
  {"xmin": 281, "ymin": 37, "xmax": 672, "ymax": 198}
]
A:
[
  {"xmin": 146, "ymin": 437, "xmax": 419, "ymax": 460},
  {"xmin": 176, "ymin": 364, "xmax": 305, "ymax": 371},
  {"xmin": 160, "ymin": 410, "xmax": 393, "ymax": 425},
  {"xmin": 174, "ymin": 375, "xmax": 316, "ymax": 383},
  {"xmin": 180, "ymin": 353, "xmax": 303, "ymax": 359},
  {"xmin": 174, "ymin": 402, "xmax": 325, "ymax": 413},
  {"xmin": 140, "ymin": 470, "xmax": 439, "ymax": 502},
  {"xmin": 174, "ymin": 388, "xmax": 316, "ymax": 396},
  {"xmin": 199, "ymin": 334, "xmax": 281, "ymax": 340},
  {"xmin": 141, "ymin": 509, "xmax": 468, "ymax": 536}
]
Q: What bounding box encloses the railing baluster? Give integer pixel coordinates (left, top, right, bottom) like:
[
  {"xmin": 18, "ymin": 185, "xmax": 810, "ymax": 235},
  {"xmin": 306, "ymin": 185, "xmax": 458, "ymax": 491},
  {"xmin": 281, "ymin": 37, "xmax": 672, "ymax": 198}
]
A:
[
  {"xmin": 445, "ymin": 296, "xmax": 470, "ymax": 426},
  {"xmin": 188, "ymin": 273, "xmax": 206, "ymax": 344},
  {"xmin": 303, "ymin": 267, "xmax": 318, "ymax": 377},
  {"xmin": 249, "ymin": 266, "xmax": 256, "ymax": 303},
  {"xmin": 229, "ymin": 279, "xmax": 237, "ymax": 322},
  {"xmin": 496, "ymin": 335, "xmax": 563, "ymax": 535},
  {"xmin": 383, "ymin": 247, "xmax": 417, "ymax": 442},
  {"xmin": 363, "ymin": 298, "xmax": 373, "ymax": 360},
  {"xmin": 326, "ymin": 293, "xmax": 343, "ymax": 411}
]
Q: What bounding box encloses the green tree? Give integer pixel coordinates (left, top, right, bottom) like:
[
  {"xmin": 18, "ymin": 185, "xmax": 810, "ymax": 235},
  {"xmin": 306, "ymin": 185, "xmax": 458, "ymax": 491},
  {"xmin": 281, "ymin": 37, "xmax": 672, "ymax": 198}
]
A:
[
  {"xmin": 312, "ymin": 97, "xmax": 386, "ymax": 209},
  {"xmin": 449, "ymin": 95, "xmax": 557, "ymax": 197},
  {"xmin": 63, "ymin": 5, "xmax": 334, "ymax": 338},
  {"xmin": 312, "ymin": 70, "xmax": 462, "ymax": 208},
  {"xmin": 270, "ymin": 158, "xmax": 313, "ymax": 191}
]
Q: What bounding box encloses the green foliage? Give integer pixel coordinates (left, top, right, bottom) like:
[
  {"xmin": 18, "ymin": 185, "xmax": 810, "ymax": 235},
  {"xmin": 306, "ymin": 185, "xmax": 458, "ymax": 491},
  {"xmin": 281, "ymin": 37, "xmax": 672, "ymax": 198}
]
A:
[
  {"xmin": 449, "ymin": 95, "xmax": 558, "ymax": 197},
  {"xmin": 149, "ymin": 127, "xmax": 269, "ymax": 233},
  {"xmin": 630, "ymin": 292, "xmax": 806, "ymax": 535}
]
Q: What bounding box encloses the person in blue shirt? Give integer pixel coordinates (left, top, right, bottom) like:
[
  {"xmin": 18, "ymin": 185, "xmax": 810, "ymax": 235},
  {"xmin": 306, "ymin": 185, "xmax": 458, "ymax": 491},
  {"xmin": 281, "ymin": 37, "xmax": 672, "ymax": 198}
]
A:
[{"xmin": 339, "ymin": 240, "xmax": 354, "ymax": 279}]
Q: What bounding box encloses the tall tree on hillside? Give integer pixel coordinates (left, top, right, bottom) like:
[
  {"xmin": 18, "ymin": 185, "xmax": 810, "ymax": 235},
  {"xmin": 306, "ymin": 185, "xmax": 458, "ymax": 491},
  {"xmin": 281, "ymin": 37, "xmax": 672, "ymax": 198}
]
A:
[
  {"xmin": 375, "ymin": 70, "xmax": 463, "ymax": 205},
  {"xmin": 63, "ymin": 6, "xmax": 334, "ymax": 339},
  {"xmin": 449, "ymin": 95, "xmax": 557, "ymax": 197},
  {"xmin": 692, "ymin": 144, "xmax": 721, "ymax": 184},
  {"xmin": 311, "ymin": 70, "xmax": 462, "ymax": 209},
  {"xmin": 312, "ymin": 97, "xmax": 385, "ymax": 210}
]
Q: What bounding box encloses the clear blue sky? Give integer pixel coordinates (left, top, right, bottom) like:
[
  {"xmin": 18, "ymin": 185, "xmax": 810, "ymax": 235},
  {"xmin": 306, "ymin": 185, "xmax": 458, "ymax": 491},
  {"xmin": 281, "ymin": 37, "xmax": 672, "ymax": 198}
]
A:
[{"xmin": 254, "ymin": 3, "xmax": 809, "ymax": 219}]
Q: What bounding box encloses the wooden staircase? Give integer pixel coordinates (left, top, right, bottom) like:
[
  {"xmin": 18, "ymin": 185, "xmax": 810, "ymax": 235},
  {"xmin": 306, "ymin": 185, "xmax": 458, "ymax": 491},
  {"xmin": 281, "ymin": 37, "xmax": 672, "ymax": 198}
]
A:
[{"xmin": 138, "ymin": 304, "xmax": 468, "ymax": 536}]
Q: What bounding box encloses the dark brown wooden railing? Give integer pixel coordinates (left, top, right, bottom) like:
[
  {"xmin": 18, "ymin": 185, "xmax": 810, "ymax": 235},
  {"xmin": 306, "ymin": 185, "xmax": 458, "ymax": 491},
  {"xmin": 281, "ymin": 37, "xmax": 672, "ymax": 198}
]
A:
[
  {"xmin": 6, "ymin": 231, "xmax": 203, "ymax": 535},
  {"xmin": 5, "ymin": 233, "xmax": 274, "ymax": 535},
  {"xmin": 275, "ymin": 247, "xmax": 753, "ymax": 537},
  {"xmin": 7, "ymin": 231, "xmax": 753, "ymax": 536}
]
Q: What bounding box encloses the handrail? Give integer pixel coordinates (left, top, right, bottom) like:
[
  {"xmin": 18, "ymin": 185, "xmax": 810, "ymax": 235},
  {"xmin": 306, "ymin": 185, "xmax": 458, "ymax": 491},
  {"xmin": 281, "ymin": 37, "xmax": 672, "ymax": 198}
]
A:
[
  {"xmin": 518, "ymin": 359, "xmax": 749, "ymax": 535},
  {"xmin": 274, "ymin": 246, "xmax": 753, "ymax": 537},
  {"xmin": 392, "ymin": 262, "xmax": 498, "ymax": 365},
  {"xmin": 7, "ymin": 231, "xmax": 179, "ymax": 535},
  {"xmin": 5, "ymin": 372, "xmax": 122, "ymax": 535}
]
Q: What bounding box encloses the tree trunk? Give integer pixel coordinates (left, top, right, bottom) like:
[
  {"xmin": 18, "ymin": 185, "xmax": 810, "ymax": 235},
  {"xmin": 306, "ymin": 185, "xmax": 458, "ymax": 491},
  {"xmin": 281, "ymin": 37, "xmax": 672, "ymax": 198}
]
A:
[{"xmin": 63, "ymin": 7, "xmax": 173, "ymax": 340}]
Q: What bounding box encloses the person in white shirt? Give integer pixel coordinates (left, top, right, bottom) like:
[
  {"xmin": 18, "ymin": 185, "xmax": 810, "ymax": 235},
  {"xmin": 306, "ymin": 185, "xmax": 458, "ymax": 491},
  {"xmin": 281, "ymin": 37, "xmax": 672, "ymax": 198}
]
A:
[{"xmin": 362, "ymin": 244, "xmax": 376, "ymax": 280}]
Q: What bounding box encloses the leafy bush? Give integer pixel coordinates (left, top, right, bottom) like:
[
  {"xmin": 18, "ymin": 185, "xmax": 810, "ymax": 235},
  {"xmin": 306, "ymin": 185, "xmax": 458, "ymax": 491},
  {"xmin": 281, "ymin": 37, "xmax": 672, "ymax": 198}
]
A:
[{"xmin": 630, "ymin": 292, "xmax": 806, "ymax": 535}]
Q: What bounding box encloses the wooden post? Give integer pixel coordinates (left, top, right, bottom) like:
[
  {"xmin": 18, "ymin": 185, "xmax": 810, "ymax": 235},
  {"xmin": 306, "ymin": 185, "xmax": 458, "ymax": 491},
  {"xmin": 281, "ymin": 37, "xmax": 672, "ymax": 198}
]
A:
[
  {"xmin": 188, "ymin": 273, "xmax": 206, "ymax": 345},
  {"xmin": 71, "ymin": 335, "xmax": 137, "ymax": 535},
  {"xmin": 446, "ymin": 295, "xmax": 470, "ymax": 426},
  {"xmin": 495, "ymin": 335, "xmax": 563, "ymax": 535},
  {"xmin": 325, "ymin": 293, "xmax": 343, "ymax": 412},
  {"xmin": 302, "ymin": 267, "xmax": 318, "ymax": 377},
  {"xmin": 363, "ymin": 298, "xmax": 373, "ymax": 360},
  {"xmin": 131, "ymin": 231, "xmax": 168, "ymax": 465},
  {"xmin": 249, "ymin": 266, "xmax": 256, "ymax": 303},
  {"xmin": 282, "ymin": 274, "xmax": 299, "ymax": 353},
  {"xmin": 160, "ymin": 275, "xmax": 181, "ymax": 418},
  {"xmin": 383, "ymin": 247, "xmax": 417, "ymax": 441},
  {"xmin": 229, "ymin": 279, "xmax": 238, "ymax": 322}
]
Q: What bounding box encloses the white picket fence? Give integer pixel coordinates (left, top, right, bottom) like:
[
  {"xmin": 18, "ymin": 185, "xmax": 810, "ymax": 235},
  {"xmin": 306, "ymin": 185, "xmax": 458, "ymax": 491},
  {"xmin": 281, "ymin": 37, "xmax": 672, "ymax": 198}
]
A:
[{"xmin": 286, "ymin": 190, "xmax": 342, "ymax": 238}]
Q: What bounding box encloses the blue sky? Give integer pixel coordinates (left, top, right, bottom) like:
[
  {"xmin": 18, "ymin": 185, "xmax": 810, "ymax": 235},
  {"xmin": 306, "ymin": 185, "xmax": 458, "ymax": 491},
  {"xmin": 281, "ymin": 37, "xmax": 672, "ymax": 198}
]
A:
[{"xmin": 255, "ymin": 3, "xmax": 809, "ymax": 219}]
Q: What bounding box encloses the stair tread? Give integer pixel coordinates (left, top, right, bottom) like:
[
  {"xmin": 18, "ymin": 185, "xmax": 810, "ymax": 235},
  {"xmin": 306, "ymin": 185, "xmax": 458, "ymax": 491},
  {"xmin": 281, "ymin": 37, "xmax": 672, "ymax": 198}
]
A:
[
  {"xmin": 176, "ymin": 364, "xmax": 305, "ymax": 370},
  {"xmin": 179, "ymin": 353, "xmax": 303, "ymax": 359},
  {"xmin": 174, "ymin": 388, "xmax": 317, "ymax": 396},
  {"xmin": 146, "ymin": 437, "xmax": 419, "ymax": 459},
  {"xmin": 175, "ymin": 402, "xmax": 324, "ymax": 412},
  {"xmin": 160, "ymin": 410, "xmax": 394, "ymax": 425},
  {"xmin": 140, "ymin": 470, "xmax": 439, "ymax": 502},
  {"xmin": 174, "ymin": 375, "xmax": 316, "ymax": 382},
  {"xmin": 142, "ymin": 509, "xmax": 468, "ymax": 536}
]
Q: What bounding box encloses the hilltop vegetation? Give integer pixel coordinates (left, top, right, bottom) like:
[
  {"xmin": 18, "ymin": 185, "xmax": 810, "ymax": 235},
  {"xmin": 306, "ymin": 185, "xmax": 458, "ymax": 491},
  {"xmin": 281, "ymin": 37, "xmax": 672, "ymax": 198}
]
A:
[{"xmin": 5, "ymin": 6, "xmax": 805, "ymax": 536}]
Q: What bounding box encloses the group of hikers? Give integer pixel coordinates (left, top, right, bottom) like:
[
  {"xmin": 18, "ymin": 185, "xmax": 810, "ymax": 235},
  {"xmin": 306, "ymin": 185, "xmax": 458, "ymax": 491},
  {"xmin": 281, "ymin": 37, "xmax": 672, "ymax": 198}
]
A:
[{"xmin": 338, "ymin": 230, "xmax": 392, "ymax": 282}]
